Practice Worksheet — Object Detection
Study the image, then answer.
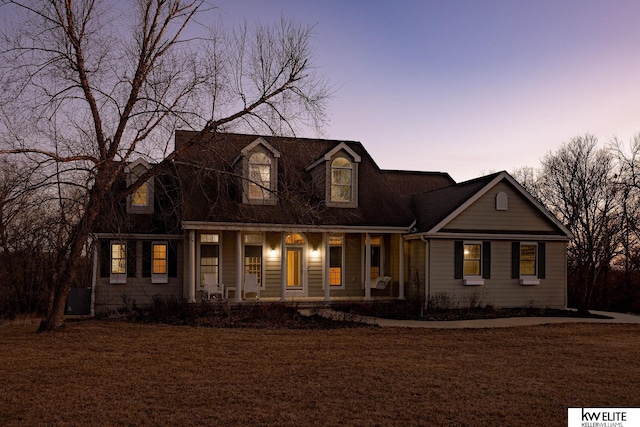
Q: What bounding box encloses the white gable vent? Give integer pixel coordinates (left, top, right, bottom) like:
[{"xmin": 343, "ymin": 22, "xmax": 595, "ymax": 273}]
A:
[{"xmin": 496, "ymin": 192, "xmax": 508, "ymax": 211}]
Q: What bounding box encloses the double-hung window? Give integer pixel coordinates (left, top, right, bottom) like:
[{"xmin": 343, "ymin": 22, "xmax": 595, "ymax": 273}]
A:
[
  {"xmin": 200, "ymin": 234, "xmax": 220, "ymax": 290},
  {"xmin": 331, "ymin": 158, "xmax": 353, "ymax": 203},
  {"xmin": 132, "ymin": 183, "xmax": 149, "ymax": 207},
  {"xmin": 151, "ymin": 242, "xmax": 168, "ymax": 283},
  {"xmin": 248, "ymin": 152, "xmax": 272, "ymax": 201},
  {"xmin": 464, "ymin": 243, "xmax": 482, "ymax": 276},
  {"xmin": 512, "ymin": 242, "xmax": 545, "ymax": 285},
  {"xmin": 110, "ymin": 242, "xmax": 127, "ymax": 284},
  {"xmin": 455, "ymin": 241, "xmax": 491, "ymax": 285},
  {"xmin": 329, "ymin": 235, "xmax": 344, "ymax": 288}
]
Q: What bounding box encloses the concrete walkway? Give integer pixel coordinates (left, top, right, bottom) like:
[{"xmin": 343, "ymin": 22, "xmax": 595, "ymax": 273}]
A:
[{"xmin": 306, "ymin": 309, "xmax": 640, "ymax": 329}]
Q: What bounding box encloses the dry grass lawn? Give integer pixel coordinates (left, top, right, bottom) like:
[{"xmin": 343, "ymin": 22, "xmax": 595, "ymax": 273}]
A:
[{"xmin": 1, "ymin": 320, "xmax": 638, "ymax": 426}]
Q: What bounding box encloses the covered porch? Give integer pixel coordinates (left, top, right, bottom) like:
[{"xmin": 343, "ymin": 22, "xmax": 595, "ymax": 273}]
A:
[{"xmin": 182, "ymin": 222, "xmax": 409, "ymax": 304}]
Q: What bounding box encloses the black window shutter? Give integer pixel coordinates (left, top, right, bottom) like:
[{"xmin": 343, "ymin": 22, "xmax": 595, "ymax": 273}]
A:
[
  {"xmin": 511, "ymin": 242, "xmax": 520, "ymax": 279},
  {"xmin": 538, "ymin": 242, "xmax": 546, "ymax": 279},
  {"xmin": 142, "ymin": 241, "xmax": 151, "ymax": 277},
  {"xmin": 126, "ymin": 241, "xmax": 136, "ymax": 277},
  {"xmin": 454, "ymin": 241, "xmax": 463, "ymax": 279},
  {"xmin": 482, "ymin": 241, "xmax": 491, "ymax": 279},
  {"xmin": 99, "ymin": 240, "xmax": 110, "ymax": 278},
  {"xmin": 168, "ymin": 241, "xmax": 178, "ymax": 278}
]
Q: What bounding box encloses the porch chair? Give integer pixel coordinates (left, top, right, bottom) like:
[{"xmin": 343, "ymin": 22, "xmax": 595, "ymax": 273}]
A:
[
  {"xmin": 243, "ymin": 273, "xmax": 260, "ymax": 300},
  {"xmin": 203, "ymin": 274, "xmax": 224, "ymax": 299},
  {"xmin": 371, "ymin": 276, "xmax": 391, "ymax": 290}
]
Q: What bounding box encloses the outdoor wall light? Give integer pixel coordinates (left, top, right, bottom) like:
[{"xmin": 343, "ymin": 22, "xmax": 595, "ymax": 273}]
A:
[{"xmin": 269, "ymin": 248, "xmax": 277, "ymax": 257}]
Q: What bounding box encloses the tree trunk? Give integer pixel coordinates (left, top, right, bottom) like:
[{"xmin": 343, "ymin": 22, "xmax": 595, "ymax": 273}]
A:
[
  {"xmin": 37, "ymin": 182, "xmax": 107, "ymax": 332},
  {"xmin": 37, "ymin": 226, "xmax": 90, "ymax": 332}
]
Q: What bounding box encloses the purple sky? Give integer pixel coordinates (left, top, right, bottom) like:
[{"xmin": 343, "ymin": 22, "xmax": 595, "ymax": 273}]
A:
[{"xmin": 217, "ymin": 0, "xmax": 640, "ymax": 182}]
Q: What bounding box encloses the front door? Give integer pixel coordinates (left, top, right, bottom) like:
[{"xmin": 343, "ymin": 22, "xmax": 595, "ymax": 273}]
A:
[
  {"xmin": 285, "ymin": 233, "xmax": 306, "ymax": 296},
  {"xmin": 287, "ymin": 247, "xmax": 303, "ymax": 289}
]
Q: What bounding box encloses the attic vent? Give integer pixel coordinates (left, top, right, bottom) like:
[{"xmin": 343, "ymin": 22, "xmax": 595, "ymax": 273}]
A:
[{"xmin": 496, "ymin": 192, "xmax": 508, "ymax": 211}]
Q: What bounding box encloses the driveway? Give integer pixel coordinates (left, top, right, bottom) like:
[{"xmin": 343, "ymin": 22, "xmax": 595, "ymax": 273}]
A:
[{"xmin": 306, "ymin": 309, "xmax": 640, "ymax": 329}]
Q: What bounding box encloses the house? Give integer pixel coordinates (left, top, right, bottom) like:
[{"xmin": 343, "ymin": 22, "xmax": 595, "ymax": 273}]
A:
[{"xmin": 90, "ymin": 132, "xmax": 573, "ymax": 314}]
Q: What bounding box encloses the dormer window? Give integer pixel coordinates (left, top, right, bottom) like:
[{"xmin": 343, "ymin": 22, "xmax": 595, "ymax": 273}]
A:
[
  {"xmin": 331, "ymin": 157, "xmax": 353, "ymax": 202},
  {"xmin": 237, "ymin": 137, "xmax": 280, "ymax": 205},
  {"xmin": 126, "ymin": 158, "xmax": 154, "ymax": 214},
  {"xmin": 249, "ymin": 152, "xmax": 272, "ymax": 201},
  {"xmin": 132, "ymin": 183, "xmax": 149, "ymax": 207},
  {"xmin": 305, "ymin": 142, "xmax": 360, "ymax": 208}
]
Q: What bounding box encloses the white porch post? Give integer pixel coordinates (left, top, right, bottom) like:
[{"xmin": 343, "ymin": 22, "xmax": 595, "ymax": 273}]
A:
[
  {"xmin": 365, "ymin": 233, "xmax": 371, "ymax": 301},
  {"xmin": 398, "ymin": 235, "xmax": 405, "ymax": 300},
  {"xmin": 90, "ymin": 242, "xmax": 98, "ymax": 317},
  {"xmin": 236, "ymin": 231, "xmax": 242, "ymax": 302},
  {"xmin": 324, "ymin": 232, "xmax": 330, "ymax": 302},
  {"xmin": 188, "ymin": 230, "xmax": 196, "ymax": 302},
  {"xmin": 424, "ymin": 238, "xmax": 430, "ymax": 309},
  {"xmin": 280, "ymin": 232, "xmax": 286, "ymax": 302}
]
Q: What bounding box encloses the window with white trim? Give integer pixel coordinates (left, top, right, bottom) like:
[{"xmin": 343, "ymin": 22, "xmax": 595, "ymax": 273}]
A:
[
  {"xmin": 151, "ymin": 242, "xmax": 168, "ymax": 283},
  {"xmin": 132, "ymin": 183, "xmax": 149, "ymax": 207},
  {"xmin": 454, "ymin": 240, "xmax": 490, "ymax": 285},
  {"xmin": 244, "ymin": 234, "xmax": 263, "ymax": 286},
  {"xmin": 329, "ymin": 235, "xmax": 344, "ymax": 287},
  {"xmin": 200, "ymin": 234, "xmax": 220, "ymax": 290},
  {"xmin": 248, "ymin": 152, "xmax": 272, "ymax": 201},
  {"xmin": 464, "ymin": 243, "xmax": 482, "ymax": 276},
  {"xmin": 363, "ymin": 236, "xmax": 383, "ymax": 280},
  {"xmin": 110, "ymin": 242, "xmax": 127, "ymax": 284},
  {"xmin": 520, "ymin": 243, "xmax": 537, "ymax": 276},
  {"xmin": 496, "ymin": 191, "xmax": 508, "ymax": 210},
  {"xmin": 331, "ymin": 157, "xmax": 353, "ymax": 203},
  {"xmin": 512, "ymin": 241, "xmax": 545, "ymax": 285}
]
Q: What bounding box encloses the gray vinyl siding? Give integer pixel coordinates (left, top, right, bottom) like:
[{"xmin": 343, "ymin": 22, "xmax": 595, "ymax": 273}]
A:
[
  {"xmin": 445, "ymin": 182, "xmax": 557, "ymax": 233},
  {"xmin": 305, "ymin": 233, "xmax": 323, "ymax": 297},
  {"xmin": 342, "ymin": 234, "xmax": 364, "ymax": 296},
  {"xmin": 427, "ymin": 239, "xmax": 566, "ymax": 309},
  {"xmin": 220, "ymin": 231, "xmax": 237, "ymax": 290},
  {"xmin": 406, "ymin": 239, "xmax": 426, "ymax": 300},
  {"xmin": 260, "ymin": 232, "xmax": 279, "ymax": 298},
  {"xmin": 94, "ymin": 240, "xmax": 183, "ymax": 314}
]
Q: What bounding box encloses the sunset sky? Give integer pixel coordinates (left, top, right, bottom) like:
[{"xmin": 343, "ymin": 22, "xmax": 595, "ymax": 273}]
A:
[{"xmin": 218, "ymin": 0, "xmax": 640, "ymax": 181}]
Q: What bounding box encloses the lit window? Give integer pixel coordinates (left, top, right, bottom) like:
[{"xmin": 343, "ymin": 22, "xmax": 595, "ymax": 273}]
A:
[
  {"xmin": 285, "ymin": 233, "xmax": 305, "ymax": 245},
  {"xmin": 331, "ymin": 158, "xmax": 352, "ymax": 202},
  {"xmin": 153, "ymin": 243, "xmax": 167, "ymax": 275},
  {"xmin": 455, "ymin": 240, "xmax": 489, "ymax": 284},
  {"xmin": 111, "ymin": 243, "xmax": 126, "ymax": 274},
  {"xmin": 520, "ymin": 244, "xmax": 537, "ymax": 276},
  {"xmin": 248, "ymin": 152, "xmax": 271, "ymax": 200},
  {"xmin": 365, "ymin": 236, "xmax": 382, "ymax": 280},
  {"xmin": 132, "ymin": 183, "xmax": 148, "ymax": 206},
  {"xmin": 329, "ymin": 235, "xmax": 343, "ymax": 287},
  {"xmin": 464, "ymin": 243, "xmax": 481, "ymax": 276}
]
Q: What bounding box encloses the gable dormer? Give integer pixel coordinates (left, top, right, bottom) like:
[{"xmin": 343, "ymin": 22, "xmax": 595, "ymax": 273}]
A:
[
  {"xmin": 306, "ymin": 142, "xmax": 361, "ymax": 208},
  {"xmin": 125, "ymin": 158, "xmax": 154, "ymax": 214},
  {"xmin": 235, "ymin": 137, "xmax": 281, "ymax": 205}
]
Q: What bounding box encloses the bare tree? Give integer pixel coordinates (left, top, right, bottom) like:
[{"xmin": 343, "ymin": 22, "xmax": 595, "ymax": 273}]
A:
[
  {"xmin": 0, "ymin": 0, "xmax": 330, "ymax": 331},
  {"xmin": 537, "ymin": 135, "xmax": 622, "ymax": 312},
  {"xmin": 611, "ymin": 134, "xmax": 640, "ymax": 310}
]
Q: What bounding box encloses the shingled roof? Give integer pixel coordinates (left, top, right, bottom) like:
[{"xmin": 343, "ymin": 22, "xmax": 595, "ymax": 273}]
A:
[
  {"xmin": 412, "ymin": 172, "xmax": 502, "ymax": 232},
  {"xmin": 174, "ymin": 131, "xmax": 416, "ymax": 229}
]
